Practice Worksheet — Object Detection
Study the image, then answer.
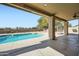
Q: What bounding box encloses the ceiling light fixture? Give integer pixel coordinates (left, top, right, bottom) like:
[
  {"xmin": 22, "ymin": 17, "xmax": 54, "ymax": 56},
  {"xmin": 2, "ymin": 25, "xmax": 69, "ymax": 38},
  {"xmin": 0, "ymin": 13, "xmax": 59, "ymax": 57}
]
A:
[{"xmin": 43, "ymin": 3, "xmax": 48, "ymax": 7}]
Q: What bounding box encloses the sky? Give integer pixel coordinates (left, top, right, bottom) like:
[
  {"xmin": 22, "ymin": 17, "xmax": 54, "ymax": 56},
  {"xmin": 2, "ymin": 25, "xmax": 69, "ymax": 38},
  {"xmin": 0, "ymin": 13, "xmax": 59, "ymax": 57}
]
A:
[
  {"xmin": 0, "ymin": 4, "xmax": 41, "ymax": 28},
  {"xmin": 0, "ymin": 4, "xmax": 78, "ymax": 28},
  {"xmin": 68, "ymin": 19, "xmax": 79, "ymax": 26}
]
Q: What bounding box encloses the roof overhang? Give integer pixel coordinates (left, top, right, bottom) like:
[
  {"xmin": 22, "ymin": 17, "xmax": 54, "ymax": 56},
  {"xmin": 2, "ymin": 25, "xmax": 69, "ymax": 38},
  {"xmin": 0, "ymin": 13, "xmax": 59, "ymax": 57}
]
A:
[{"xmin": 2, "ymin": 3, "xmax": 79, "ymax": 21}]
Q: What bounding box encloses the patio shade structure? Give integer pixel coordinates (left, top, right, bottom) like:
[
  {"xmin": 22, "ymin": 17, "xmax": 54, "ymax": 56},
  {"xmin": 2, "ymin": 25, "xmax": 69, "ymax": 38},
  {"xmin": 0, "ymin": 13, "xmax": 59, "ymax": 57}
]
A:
[{"xmin": 3, "ymin": 3, "xmax": 79, "ymax": 40}]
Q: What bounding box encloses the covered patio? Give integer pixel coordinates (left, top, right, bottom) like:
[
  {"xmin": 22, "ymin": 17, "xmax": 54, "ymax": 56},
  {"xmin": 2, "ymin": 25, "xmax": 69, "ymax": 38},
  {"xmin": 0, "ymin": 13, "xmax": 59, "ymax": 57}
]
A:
[{"xmin": 1, "ymin": 3, "xmax": 79, "ymax": 56}]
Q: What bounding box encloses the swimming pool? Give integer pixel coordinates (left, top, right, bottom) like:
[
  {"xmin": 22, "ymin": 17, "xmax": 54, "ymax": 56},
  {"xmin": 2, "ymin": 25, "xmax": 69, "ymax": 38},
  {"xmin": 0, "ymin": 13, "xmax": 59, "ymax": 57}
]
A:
[{"xmin": 0, "ymin": 33, "xmax": 43, "ymax": 44}]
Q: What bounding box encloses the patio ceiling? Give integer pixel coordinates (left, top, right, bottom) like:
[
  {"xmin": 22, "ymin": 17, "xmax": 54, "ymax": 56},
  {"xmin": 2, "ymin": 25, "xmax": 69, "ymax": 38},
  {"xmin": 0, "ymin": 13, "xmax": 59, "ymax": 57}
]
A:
[
  {"xmin": 4, "ymin": 3, "xmax": 79, "ymax": 21},
  {"xmin": 30, "ymin": 3, "xmax": 79, "ymax": 20}
]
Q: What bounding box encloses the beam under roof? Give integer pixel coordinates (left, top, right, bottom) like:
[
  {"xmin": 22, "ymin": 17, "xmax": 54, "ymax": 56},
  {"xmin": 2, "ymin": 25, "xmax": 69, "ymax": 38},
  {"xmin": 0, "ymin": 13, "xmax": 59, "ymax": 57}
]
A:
[{"xmin": 3, "ymin": 3, "xmax": 67, "ymax": 21}]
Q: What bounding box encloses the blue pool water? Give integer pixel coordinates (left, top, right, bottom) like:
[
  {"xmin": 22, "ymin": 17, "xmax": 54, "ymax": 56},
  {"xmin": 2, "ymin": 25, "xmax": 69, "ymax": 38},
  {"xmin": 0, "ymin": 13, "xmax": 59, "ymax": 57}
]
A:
[{"xmin": 0, "ymin": 33, "xmax": 43, "ymax": 44}]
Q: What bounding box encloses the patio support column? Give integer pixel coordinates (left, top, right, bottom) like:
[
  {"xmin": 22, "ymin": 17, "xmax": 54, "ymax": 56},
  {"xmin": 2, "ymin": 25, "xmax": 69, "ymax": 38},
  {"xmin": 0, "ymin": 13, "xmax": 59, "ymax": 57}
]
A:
[
  {"xmin": 64, "ymin": 21, "xmax": 68, "ymax": 35},
  {"xmin": 48, "ymin": 15, "xmax": 55, "ymax": 40}
]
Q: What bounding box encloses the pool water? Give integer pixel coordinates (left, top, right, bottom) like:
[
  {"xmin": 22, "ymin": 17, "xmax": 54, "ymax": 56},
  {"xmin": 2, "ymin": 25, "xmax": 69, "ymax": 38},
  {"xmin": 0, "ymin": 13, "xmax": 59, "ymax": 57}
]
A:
[{"xmin": 0, "ymin": 33, "xmax": 43, "ymax": 44}]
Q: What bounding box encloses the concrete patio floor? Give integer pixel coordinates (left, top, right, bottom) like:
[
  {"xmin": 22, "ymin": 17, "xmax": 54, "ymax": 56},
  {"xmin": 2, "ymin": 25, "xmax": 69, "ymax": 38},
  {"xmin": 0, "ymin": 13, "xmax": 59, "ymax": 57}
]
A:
[
  {"xmin": 18, "ymin": 47, "xmax": 64, "ymax": 56},
  {"xmin": 0, "ymin": 39, "xmax": 64, "ymax": 56},
  {"xmin": 49, "ymin": 34, "xmax": 79, "ymax": 56}
]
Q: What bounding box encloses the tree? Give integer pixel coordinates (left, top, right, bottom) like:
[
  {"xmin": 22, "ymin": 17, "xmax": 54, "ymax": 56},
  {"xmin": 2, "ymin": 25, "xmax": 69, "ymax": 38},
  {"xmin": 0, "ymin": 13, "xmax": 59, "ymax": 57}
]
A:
[
  {"xmin": 37, "ymin": 17, "xmax": 48, "ymax": 30},
  {"xmin": 37, "ymin": 17, "xmax": 64, "ymax": 31},
  {"xmin": 68, "ymin": 23, "xmax": 72, "ymax": 27},
  {"xmin": 55, "ymin": 20, "xmax": 64, "ymax": 31}
]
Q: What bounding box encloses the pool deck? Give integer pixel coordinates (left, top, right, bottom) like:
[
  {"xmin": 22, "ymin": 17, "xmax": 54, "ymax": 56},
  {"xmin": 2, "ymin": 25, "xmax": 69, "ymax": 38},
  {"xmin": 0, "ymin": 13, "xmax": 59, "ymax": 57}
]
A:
[
  {"xmin": 0, "ymin": 32, "xmax": 78, "ymax": 56},
  {"xmin": 0, "ymin": 32, "xmax": 64, "ymax": 56}
]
